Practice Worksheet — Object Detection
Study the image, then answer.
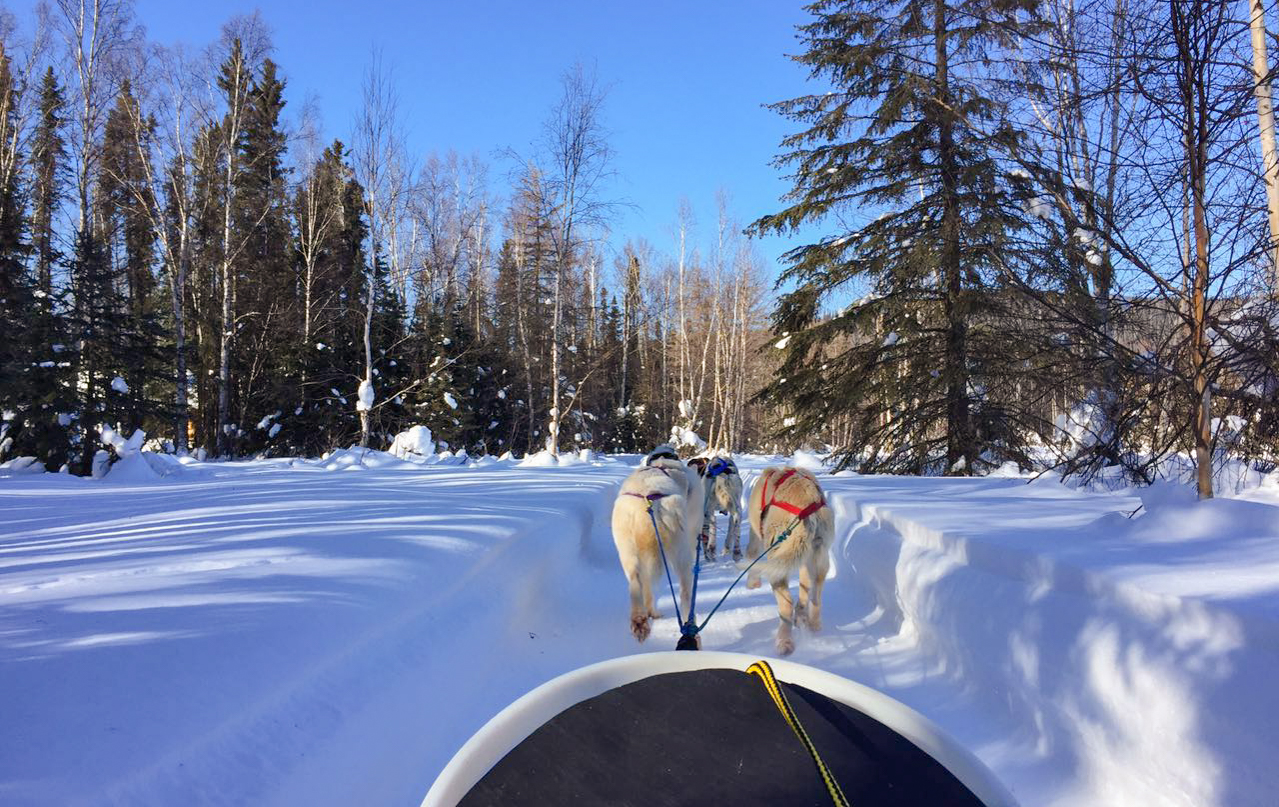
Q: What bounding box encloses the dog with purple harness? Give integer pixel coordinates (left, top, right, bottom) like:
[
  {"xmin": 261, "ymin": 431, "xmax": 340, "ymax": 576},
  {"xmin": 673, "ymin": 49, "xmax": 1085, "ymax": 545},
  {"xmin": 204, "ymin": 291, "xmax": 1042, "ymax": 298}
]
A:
[{"xmin": 611, "ymin": 446, "xmax": 706, "ymax": 642}]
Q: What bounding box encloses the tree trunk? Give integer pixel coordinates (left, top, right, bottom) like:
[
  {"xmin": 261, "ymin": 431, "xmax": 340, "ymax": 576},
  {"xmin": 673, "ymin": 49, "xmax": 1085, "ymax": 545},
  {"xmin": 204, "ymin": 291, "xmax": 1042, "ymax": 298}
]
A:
[
  {"xmin": 935, "ymin": 0, "xmax": 972, "ymax": 473},
  {"xmin": 360, "ymin": 282, "xmax": 373, "ymax": 448},
  {"xmin": 547, "ymin": 253, "xmax": 562, "ymax": 454},
  {"xmin": 1250, "ymin": 0, "xmax": 1279, "ymax": 290}
]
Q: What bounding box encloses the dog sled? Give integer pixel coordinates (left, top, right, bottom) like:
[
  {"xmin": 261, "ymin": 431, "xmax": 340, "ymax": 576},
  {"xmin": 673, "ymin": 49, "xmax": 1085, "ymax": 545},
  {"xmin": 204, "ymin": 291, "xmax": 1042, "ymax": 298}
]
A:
[{"xmin": 422, "ymin": 651, "xmax": 1017, "ymax": 806}]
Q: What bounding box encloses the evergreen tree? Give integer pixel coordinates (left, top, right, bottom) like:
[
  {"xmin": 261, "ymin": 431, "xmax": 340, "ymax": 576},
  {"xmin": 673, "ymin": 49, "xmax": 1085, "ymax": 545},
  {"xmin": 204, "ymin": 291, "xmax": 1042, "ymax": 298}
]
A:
[
  {"xmin": 0, "ymin": 40, "xmax": 38, "ymax": 464},
  {"xmin": 231, "ymin": 58, "xmax": 293, "ymax": 454},
  {"xmin": 67, "ymin": 225, "xmax": 124, "ymax": 473},
  {"xmin": 98, "ymin": 81, "xmax": 164, "ymax": 436},
  {"xmin": 31, "ymin": 66, "xmax": 65, "ymax": 300},
  {"xmin": 187, "ymin": 123, "xmax": 226, "ymax": 453},
  {"xmin": 750, "ymin": 0, "xmax": 1045, "ymax": 474}
]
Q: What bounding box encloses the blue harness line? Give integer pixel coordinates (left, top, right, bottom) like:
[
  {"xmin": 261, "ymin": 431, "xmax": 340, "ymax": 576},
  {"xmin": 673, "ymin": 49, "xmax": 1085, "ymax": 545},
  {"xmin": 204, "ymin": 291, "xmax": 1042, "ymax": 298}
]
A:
[{"xmin": 643, "ymin": 489, "xmax": 804, "ymax": 651}]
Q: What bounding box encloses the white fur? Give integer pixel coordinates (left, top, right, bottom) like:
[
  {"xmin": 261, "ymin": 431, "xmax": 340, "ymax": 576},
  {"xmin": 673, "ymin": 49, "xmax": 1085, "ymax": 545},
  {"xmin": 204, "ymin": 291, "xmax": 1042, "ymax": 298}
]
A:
[
  {"xmin": 612, "ymin": 458, "xmax": 705, "ymax": 642},
  {"xmin": 745, "ymin": 466, "xmax": 835, "ymax": 655}
]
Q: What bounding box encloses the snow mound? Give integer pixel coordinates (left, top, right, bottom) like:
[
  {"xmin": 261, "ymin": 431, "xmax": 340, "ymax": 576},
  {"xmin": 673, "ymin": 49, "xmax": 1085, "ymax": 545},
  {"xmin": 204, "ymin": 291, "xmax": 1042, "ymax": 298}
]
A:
[
  {"xmin": 0, "ymin": 456, "xmax": 45, "ymax": 475},
  {"xmin": 389, "ymin": 425, "xmax": 436, "ymax": 463},
  {"xmin": 434, "ymin": 450, "xmax": 470, "ymax": 466},
  {"xmin": 986, "ymin": 460, "xmax": 1027, "ymax": 478},
  {"xmin": 555, "ymin": 452, "xmax": 585, "ymax": 467},
  {"xmin": 791, "ymin": 448, "xmax": 829, "ymax": 472},
  {"xmin": 102, "ymin": 452, "xmax": 167, "ymax": 482},
  {"xmin": 317, "ymin": 447, "xmax": 415, "ymax": 471},
  {"xmin": 96, "ymin": 426, "xmax": 185, "ymax": 482},
  {"xmin": 519, "ymin": 449, "xmax": 560, "ymax": 467},
  {"xmin": 669, "ymin": 425, "xmax": 706, "ymax": 451}
]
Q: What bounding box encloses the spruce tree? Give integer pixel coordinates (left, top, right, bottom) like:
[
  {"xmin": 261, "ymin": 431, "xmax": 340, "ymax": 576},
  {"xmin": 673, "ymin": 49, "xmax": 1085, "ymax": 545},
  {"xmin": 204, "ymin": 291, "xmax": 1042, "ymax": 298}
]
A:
[
  {"xmin": 233, "ymin": 58, "xmax": 292, "ymax": 453},
  {"xmin": 98, "ymin": 82, "xmax": 164, "ymax": 436},
  {"xmin": 31, "ymin": 67, "xmax": 65, "ymax": 301},
  {"xmin": 750, "ymin": 0, "xmax": 1044, "ymax": 474},
  {"xmin": 0, "ymin": 40, "xmax": 36, "ymax": 464}
]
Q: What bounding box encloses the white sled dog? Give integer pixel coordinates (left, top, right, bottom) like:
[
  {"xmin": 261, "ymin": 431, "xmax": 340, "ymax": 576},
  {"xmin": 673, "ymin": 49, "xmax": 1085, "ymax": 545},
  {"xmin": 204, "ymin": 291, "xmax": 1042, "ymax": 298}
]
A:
[
  {"xmin": 745, "ymin": 466, "xmax": 834, "ymax": 655},
  {"xmin": 687, "ymin": 455, "xmax": 744, "ymax": 561},
  {"xmin": 613, "ymin": 450, "xmax": 705, "ymax": 642}
]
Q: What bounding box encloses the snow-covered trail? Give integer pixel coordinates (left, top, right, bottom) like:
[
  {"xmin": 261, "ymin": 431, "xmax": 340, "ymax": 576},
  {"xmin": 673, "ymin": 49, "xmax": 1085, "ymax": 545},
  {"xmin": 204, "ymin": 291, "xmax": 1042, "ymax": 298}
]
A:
[{"xmin": 0, "ymin": 455, "xmax": 644, "ymax": 806}]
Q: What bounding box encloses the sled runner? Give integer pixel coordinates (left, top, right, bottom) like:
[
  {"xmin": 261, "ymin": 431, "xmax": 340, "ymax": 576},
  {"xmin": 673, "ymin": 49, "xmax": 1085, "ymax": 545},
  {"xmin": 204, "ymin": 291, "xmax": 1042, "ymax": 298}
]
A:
[{"xmin": 422, "ymin": 651, "xmax": 1017, "ymax": 806}]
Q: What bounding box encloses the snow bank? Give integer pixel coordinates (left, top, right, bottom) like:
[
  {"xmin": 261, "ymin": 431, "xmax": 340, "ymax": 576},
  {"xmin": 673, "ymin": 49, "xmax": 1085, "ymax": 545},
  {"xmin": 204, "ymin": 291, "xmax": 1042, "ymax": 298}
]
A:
[
  {"xmin": 832, "ymin": 476, "xmax": 1279, "ymax": 807},
  {"xmin": 316, "ymin": 447, "xmax": 422, "ymax": 471},
  {"xmin": 0, "ymin": 456, "xmax": 45, "ymax": 475}
]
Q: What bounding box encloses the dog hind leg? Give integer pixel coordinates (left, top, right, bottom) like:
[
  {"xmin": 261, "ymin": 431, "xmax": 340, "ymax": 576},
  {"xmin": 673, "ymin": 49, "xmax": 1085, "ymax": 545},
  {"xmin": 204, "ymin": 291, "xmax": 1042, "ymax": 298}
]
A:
[
  {"xmin": 771, "ymin": 576, "xmax": 796, "ymax": 655},
  {"xmin": 805, "ymin": 546, "xmax": 829, "ymax": 632},
  {"xmin": 626, "ymin": 563, "xmax": 650, "ymax": 642}
]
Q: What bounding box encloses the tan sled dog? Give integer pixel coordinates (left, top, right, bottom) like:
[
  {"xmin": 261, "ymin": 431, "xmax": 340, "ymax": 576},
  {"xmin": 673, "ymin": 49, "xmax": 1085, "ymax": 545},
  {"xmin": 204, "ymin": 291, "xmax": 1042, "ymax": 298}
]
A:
[
  {"xmin": 745, "ymin": 466, "xmax": 834, "ymax": 655},
  {"xmin": 612, "ymin": 457, "xmax": 704, "ymax": 641}
]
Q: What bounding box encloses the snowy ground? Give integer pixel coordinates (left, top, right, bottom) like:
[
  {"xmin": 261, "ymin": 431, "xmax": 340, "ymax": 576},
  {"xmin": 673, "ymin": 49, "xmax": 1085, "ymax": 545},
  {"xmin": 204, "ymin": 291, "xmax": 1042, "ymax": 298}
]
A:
[{"xmin": 2, "ymin": 451, "xmax": 1277, "ymax": 806}]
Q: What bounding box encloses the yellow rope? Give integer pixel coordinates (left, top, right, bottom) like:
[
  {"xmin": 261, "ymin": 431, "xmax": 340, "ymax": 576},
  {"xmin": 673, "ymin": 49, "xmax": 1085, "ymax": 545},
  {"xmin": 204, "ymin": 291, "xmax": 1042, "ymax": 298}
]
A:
[{"xmin": 746, "ymin": 660, "xmax": 851, "ymax": 807}]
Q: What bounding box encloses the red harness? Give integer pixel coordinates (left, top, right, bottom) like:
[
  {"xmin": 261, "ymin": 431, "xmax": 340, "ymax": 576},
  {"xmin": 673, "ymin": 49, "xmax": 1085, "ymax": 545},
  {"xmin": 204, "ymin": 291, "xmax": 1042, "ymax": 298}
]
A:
[{"xmin": 759, "ymin": 468, "xmax": 826, "ymax": 523}]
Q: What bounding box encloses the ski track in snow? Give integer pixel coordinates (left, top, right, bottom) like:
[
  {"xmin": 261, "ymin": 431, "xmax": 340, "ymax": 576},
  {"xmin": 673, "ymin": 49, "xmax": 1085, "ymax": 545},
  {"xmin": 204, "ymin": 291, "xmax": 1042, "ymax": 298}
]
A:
[{"xmin": 1, "ymin": 455, "xmax": 1277, "ymax": 806}]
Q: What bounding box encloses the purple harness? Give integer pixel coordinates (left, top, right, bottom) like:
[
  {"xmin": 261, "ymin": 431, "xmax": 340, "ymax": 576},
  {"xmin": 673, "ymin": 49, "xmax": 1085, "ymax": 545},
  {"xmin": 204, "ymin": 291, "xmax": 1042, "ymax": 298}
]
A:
[
  {"xmin": 624, "ymin": 465, "xmax": 676, "ymax": 502},
  {"xmin": 623, "ymin": 491, "xmax": 668, "ymax": 502}
]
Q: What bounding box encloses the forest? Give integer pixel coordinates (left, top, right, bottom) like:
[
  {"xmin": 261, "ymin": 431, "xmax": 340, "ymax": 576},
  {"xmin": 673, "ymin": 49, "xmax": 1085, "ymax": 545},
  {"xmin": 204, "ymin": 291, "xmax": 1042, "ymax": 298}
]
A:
[{"xmin": 1, "ymin": 0, "xmax": 1278, "ymax": 499}]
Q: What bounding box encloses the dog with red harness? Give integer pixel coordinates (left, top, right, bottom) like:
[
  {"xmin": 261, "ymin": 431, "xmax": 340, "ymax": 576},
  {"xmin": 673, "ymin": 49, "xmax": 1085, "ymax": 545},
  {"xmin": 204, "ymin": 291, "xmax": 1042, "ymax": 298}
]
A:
[{"xmin": 745, "ymin": 466, "xmax": 834, "ymax": 655}]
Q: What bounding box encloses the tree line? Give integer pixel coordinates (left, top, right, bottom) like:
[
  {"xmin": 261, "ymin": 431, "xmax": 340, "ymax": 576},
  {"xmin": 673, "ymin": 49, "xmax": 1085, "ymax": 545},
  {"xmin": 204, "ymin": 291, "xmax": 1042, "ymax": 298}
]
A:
[
  {"xmin": 0, "ymin": 2, "xmax": 784, "ymax": 476},
  {"xmin": 4, "ymin": 0, "xmax": 1275, "ymax": 499}
]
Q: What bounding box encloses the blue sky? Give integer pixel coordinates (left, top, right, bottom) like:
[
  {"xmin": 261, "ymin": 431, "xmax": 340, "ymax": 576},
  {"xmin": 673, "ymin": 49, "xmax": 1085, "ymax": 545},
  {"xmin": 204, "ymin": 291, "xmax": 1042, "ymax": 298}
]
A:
[{"xmin": 15, "ymin": 0, "xmax": 831, "ymax": 286}]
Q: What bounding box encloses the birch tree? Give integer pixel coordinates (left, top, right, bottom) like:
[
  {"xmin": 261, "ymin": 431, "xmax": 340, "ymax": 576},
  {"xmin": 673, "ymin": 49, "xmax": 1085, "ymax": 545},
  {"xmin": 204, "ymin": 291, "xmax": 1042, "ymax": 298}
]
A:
[
  {"xmin": 539, "ymin": 63, "xmax": 615, "ymax": 455},
  {"xmin": 352, "ymin": 51, "xmax": 406, "ymax": 448},
  {"xmin": 1248, "ymin": 0, "xmax": 1279, "ymax": 286}
]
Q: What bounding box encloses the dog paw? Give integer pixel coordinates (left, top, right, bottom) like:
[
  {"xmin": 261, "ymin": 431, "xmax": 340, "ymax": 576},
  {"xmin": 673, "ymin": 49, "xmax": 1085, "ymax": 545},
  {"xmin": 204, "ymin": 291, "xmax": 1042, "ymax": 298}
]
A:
[
  {"xmin": 807, "ymin": 614, "xmax": 822, "ymax": 632},
  {"xmin": 746, "ymin": 574, "xmax": 761, "ymax": 590},
  {"xmin": 776, "ymin": 635, "xmax": 795, "ymax": 656},
  {"xmin": 732, "ymin": 548, "xmax": 743, "ymax": 561},
  {"xmin": 631, "ymin": 614, "xmax": 651, "ymax": 642}
]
